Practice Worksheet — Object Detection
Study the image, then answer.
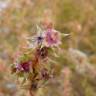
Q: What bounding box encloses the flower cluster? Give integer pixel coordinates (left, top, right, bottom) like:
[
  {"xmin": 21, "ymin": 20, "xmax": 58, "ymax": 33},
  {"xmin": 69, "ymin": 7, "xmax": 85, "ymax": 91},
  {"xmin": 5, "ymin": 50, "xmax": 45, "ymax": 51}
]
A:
[
  {"xmin": 11, "ymin": 24, "xmax": 68, "ymax": 94},
  {"xmin": 26, "ymin": 25, "xmax": 61, "ymax": 48}
]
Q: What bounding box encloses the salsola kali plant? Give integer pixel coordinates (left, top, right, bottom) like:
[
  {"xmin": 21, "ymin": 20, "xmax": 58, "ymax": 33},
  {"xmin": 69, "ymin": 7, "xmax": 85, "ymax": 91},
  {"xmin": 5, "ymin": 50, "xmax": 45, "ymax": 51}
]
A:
[{"xmin": 11, "ymin": 22, "xmax": 69, "ymax": 96}]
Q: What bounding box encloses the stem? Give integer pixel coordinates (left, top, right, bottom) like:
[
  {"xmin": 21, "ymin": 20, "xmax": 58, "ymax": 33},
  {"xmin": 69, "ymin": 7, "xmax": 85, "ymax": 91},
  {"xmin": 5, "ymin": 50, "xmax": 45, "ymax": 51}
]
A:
[{"xmin": 29, "ymin": 89, "xmax": 34, "ymax": 96}]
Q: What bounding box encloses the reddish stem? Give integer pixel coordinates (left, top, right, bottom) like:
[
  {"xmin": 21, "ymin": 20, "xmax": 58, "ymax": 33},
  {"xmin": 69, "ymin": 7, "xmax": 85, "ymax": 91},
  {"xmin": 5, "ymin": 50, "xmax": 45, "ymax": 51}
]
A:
[{"xmin": 29, "ymin": 89, "xmax": 34, "ymax": 96}]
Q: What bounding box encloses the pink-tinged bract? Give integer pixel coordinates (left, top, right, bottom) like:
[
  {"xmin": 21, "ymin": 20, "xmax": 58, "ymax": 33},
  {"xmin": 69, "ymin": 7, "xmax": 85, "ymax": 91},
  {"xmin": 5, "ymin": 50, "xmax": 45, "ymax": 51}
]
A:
[{"xmin": 44, "ymin": 29, "xmax": 61, "ymax": 47}]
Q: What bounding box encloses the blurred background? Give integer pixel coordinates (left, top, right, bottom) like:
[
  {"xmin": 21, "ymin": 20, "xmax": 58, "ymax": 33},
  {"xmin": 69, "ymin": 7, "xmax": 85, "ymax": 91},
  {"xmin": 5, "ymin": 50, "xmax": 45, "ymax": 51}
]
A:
[{"xmin": 0, "ymin": 0, "xmax": 96, "ymax": 96}]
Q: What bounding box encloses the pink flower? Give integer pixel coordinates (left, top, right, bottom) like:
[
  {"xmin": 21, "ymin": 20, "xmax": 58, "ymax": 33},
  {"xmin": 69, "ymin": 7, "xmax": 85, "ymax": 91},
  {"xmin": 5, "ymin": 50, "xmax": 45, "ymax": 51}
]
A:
[
  {"xmin": 21, "ymin": 61, "xmax": 32, "ymax": 72},
  {"xmin": 44, "ymin": 29, "xmax": 61, "ymax": 47},
  {"xmin": 16, "ymin": 60, "xmax": 32, "ymax": 72}
]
